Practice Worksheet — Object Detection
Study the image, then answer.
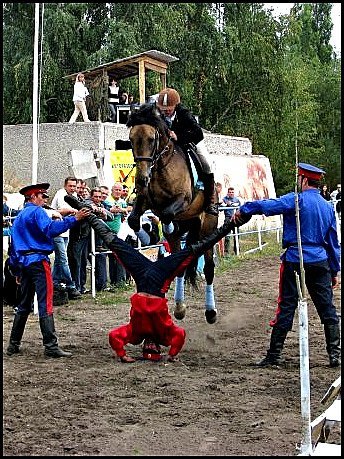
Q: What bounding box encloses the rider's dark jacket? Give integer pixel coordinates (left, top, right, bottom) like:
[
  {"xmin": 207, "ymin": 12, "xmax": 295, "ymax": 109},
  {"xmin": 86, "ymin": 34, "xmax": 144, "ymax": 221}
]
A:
[{"xmin": 168, "ymin": 104, "xmax": 204, "ymax": 149}]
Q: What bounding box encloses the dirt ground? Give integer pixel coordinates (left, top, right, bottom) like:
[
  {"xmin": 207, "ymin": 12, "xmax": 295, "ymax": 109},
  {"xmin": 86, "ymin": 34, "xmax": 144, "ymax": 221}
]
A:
[{"xmin": 3, "ymin": 253, "xmax": 341, "ymax": 456}]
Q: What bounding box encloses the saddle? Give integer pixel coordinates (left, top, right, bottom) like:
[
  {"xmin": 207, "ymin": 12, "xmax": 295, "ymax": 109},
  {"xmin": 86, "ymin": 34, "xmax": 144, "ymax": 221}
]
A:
[{"xmin": 182, "ymin": 143, "xmax": 204, "ymax": 191}]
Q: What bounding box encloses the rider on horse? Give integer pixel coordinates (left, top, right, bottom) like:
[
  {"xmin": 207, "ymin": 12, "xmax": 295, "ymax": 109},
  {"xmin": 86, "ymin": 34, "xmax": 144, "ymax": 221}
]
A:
[{"xmin": 156, "ymin": 88, "xmax": 218, "ymax": 217}]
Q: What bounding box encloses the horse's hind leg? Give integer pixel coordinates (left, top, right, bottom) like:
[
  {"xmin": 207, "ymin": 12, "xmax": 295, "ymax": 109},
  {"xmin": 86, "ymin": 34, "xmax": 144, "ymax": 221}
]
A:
[
  {"xmin": 203, "ymin": 252, "xmax": 217, "ymax": 324},
  {"xmin": 204, "ymin": 284, "xmax": 217, "ymax": 324},
  {"xmin": 174, "ymin": 275, "xmax": 186, "ymax": 320}
]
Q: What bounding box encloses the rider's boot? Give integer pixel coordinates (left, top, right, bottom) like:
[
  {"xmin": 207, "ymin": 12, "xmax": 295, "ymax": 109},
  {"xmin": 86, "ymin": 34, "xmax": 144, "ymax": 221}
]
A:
[
  {"xmin": 202, "ymin": 173, "xmax": 219, "ymax": 216},
  {"xmin": 64, "ymin": 195, "xmax": 118, "ymax": 248}
]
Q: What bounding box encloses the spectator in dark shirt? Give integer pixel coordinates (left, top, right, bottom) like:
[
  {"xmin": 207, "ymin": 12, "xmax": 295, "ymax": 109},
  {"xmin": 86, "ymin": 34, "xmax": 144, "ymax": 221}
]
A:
[{"xmin": 320, "ymin": 184, "xmax": 331, "ymax": 201}]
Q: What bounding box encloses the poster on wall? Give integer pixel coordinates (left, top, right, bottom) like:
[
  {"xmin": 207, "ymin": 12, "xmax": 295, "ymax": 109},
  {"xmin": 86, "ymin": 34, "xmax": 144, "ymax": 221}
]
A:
[
  {"xmin": 103, "ymin": 149, "xmax": 136, "ymax": 198},
  {"xmin": 210, "ymin": 154, "xmax": 276, "ymax": 202},
  {"xmin": 210, "ymin": 154, "xmax": 281, "ymax": 229}
]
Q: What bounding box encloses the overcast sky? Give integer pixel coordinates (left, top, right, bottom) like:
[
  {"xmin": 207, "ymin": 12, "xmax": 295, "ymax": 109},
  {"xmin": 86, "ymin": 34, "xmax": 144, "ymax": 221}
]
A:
[{"xmin": 264, "ymin": 3, "xmax": 341, "ymax": 54}]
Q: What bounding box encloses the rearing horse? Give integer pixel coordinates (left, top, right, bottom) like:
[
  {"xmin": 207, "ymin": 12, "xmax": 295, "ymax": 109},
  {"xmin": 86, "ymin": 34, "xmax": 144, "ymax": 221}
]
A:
[{"xmin": 127, "ymin": 103, "xmax": 219, "ymax": 324}]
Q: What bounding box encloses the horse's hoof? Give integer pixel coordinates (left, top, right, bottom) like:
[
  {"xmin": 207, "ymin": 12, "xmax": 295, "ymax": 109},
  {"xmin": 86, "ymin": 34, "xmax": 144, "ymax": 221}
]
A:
[
  {"xmin": 205, "ymin": 309, "xmax": 217, "ymax": 324},
  {"xmin": 174, "ymin": 302, "xmax": 186, "ymax": 320},
  {"xmin": 160, "ymin": 212, "xmax": 175, "ymax": 225}
]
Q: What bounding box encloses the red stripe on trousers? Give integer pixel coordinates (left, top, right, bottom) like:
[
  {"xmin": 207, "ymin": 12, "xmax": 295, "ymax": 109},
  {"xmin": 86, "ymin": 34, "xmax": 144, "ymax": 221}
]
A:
[
  {"xmin": 43, "ymin": 260, "xmax": 54, "ymax": 315},
  {"xmin": 269, "ymin": 260, "xmax": 285, "ymax": 327}
]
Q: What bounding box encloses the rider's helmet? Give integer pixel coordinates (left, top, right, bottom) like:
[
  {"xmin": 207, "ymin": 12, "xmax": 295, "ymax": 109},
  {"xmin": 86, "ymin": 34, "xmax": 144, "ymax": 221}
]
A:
[{"xmin": 157, "ymin": 88, "xmax": 181, "ymax": 110}]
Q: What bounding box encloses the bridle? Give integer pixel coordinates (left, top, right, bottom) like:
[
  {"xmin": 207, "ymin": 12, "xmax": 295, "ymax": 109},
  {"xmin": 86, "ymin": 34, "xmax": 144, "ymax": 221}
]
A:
[{"xmin": 133, "ymin": 127, "xmax": 172, "ymax": 170}]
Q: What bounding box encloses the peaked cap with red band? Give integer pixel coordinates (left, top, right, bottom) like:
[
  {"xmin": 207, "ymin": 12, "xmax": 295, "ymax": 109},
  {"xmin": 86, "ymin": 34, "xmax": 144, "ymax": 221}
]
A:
[
  {"xmin": 298, "ymin": 163, "xmax": 325, "ymax": 181},
  {"xmin": 19, "ymin": 182, "xmax": 50, "ymax": 198}
]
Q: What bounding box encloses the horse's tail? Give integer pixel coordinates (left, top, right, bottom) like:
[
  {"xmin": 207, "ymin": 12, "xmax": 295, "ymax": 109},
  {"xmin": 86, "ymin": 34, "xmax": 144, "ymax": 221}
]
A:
[
  {"xmin": 183, "ymin": 223, "xmax": 201, "ymax": 286},
  {"xmin": 184, "ymin": 257, "xmax": 198, "ymax": 286}
]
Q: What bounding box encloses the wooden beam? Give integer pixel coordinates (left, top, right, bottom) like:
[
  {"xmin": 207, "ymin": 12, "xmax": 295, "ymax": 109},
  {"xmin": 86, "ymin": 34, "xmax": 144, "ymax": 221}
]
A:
[{"xmin": 144, "ymin": 61, "xmax": 167, "ymax": 74}]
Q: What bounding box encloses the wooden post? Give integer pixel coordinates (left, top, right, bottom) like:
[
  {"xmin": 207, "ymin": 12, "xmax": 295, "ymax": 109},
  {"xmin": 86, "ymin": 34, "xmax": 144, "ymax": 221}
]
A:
[
  {"xmin": 160, "ymin": 72, "xmax": 166, "ymax": 90},
  {"xmin": 138, "ymin": 60, "xmax": 145, "ymax": 104},
  {"xmin": 294, "ymin": 103, "xmax": 312, "ymax": 456}
]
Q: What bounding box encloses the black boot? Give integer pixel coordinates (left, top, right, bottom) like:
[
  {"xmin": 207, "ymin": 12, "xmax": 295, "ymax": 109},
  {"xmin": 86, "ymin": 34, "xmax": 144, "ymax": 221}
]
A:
[
  {"xmin": 256, "ymin": 327, "xmax": 288, "ymax": 367},
  {"xmin": 6, "ymin": 313, "xmax": 29, "ymax": 355},
  {"xmin": 202, "ymin": 173, "xmax": 219, "ymax": 216},
  {"xmin": 324, "ymin": 323, "xmax": 341, "ymax": 367},
  {"xmin": 190, "ymin": 212, "xmax": 251, "ymax": 256},
  {"xmin": 39, "ymin": 315, "xmax": 72, "ymax": 358},
  {"xmin": 64, "ymin": 195, "xmax": 118, "ymax": 248},
  {"xmin": 53, "ymin": 283, "xmax": 69, "ymax": 306}
]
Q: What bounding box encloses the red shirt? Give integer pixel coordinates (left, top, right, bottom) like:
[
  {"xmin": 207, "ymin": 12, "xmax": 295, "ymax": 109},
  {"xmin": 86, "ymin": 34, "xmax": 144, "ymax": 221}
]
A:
[{"xmin": 109, "ymin": 292, "xmax": 185, "ymax": 358}]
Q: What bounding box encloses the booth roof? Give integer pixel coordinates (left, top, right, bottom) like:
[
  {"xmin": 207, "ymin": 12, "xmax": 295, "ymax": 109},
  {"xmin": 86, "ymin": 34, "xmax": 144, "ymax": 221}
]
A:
[{"xmin": 64, "ymin": 50, "xmax": 179, "ymax": 81}]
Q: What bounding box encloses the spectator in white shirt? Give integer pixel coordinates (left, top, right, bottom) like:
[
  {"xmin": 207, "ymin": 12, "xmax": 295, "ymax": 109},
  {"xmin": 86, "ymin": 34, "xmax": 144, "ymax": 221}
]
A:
[
  {"xmin": 51, "ymin": 176, "xmax": 81, "ymax": 299},
  {"xmin": 68, "ymin": 73, "xmax": 90, "ymax": 123}
]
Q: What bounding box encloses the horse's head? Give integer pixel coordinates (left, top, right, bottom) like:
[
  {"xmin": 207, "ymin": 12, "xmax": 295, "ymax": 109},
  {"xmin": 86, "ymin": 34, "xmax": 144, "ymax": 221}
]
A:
[{"xmin": 127, "ymin": 104, "xmax": 170, "ymax": 189}]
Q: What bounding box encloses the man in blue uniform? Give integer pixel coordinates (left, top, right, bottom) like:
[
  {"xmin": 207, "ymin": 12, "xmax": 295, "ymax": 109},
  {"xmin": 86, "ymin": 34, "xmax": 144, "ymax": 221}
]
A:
[
  {"xmin": 232, "ymin": 163, "xmax": 341, "ymax": 368},
  {"xmin": 6, "ymin": 183, "xmax": 91, "ymax": 358}
]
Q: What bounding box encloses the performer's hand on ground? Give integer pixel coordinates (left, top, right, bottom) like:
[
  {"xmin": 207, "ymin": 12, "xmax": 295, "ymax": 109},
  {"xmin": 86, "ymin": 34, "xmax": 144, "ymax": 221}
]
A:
[
  {"xmin": 332, "ymin": 276, "xmax": 339, "ymax": 289},
  {"xmin": 120, "ymin": 355, "xmax": 136, "ymax": 363}
]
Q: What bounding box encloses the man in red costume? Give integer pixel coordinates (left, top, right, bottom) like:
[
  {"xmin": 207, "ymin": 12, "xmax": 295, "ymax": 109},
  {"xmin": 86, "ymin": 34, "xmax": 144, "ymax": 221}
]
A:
[
  {"xmin": 64, "ymin": 195, "xmax": 250, "ymax": 363},
  {"xmin": 109, "ymin": 292, "xmax": 186, "ymax": 363}
]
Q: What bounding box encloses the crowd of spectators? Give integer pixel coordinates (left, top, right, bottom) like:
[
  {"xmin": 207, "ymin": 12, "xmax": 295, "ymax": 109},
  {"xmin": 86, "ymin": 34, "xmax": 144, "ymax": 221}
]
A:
[
  {"xmin": 3, "ymin": 178, "xmax": 341, "ymax": 304},
  {"xmin": 3, "ymin": 176, "xmax": 167, "ymax": 305}
]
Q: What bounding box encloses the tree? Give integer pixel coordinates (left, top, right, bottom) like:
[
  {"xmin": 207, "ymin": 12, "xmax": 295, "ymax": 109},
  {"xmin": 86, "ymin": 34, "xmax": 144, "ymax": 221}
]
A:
[{"xmin": 2, "ymin": 2, "xmax": 340, "ymax": 193}]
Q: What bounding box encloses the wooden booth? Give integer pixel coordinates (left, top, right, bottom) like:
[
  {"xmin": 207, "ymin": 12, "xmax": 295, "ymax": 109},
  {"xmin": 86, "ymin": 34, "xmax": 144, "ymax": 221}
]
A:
[{"xmin": 64, "ymin": 49, "xmax": 179, "ymax": 123}]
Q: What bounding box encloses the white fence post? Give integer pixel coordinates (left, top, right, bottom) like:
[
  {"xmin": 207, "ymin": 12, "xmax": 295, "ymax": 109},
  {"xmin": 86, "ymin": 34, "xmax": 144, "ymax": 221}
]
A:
[
  {"xmin": 90, "ymin": 228, "xmax": 96, "ymax": 298},
  {"xmin": 257, "ymin": 218, "xmax": 262, "ymax": 250},
  {"xmin": 234, "ymin": 227, "xmax": 240, "ymax": 255}
]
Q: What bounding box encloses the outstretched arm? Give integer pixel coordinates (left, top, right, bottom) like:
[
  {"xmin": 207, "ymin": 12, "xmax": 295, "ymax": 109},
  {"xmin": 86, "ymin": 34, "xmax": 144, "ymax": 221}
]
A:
[{"xmin": 189, "ymin": 212, "xmax": 251, "ymax": 256}]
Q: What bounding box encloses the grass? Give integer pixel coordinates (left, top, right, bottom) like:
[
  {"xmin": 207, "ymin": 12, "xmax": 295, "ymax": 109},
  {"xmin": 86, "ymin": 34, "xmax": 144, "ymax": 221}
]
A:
[
  {"xmin": 215, "ymin": 231, "xmax": 282, "ymax": 275},
  {"xmin": 3, "ymin": 231, "xmax": 282, "ymax": 300}
]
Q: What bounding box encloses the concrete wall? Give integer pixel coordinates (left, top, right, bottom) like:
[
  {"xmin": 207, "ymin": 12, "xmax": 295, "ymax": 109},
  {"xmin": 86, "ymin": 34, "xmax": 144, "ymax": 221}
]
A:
[{"xmin": 3, "ymin": 122, "xmax": 252, "ymax": 196}]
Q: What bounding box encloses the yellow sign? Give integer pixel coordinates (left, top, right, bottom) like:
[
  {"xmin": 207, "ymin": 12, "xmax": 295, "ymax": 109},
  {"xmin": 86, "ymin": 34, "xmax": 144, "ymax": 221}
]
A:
[{"xmin": 109, "ymin": 149, "xmax": 136, "ymax": 195}]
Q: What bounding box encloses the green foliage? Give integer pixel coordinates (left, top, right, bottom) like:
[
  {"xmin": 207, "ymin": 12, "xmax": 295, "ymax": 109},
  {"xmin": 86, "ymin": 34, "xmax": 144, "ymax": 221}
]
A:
[{"xmin": 3, "ymin": 2, "xmax": 341, "ymax": 193}]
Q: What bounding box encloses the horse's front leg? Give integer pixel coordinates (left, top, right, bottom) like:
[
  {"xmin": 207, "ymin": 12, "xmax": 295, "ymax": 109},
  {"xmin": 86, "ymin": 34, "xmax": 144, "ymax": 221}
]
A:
[
  {"xmin": 127, "ymin": 193, "xmax": 146, "ymax": 232},
  {"xmin": 160, "ymin": 196, "xmax": 186, "ymax": 224},
  {"xmin": 203, "ymin": 249, "xmax": 217, "ymax": 324},
  {"xmin": 174, "ymin": 275, "xmax": 186, "ymax": 320}
]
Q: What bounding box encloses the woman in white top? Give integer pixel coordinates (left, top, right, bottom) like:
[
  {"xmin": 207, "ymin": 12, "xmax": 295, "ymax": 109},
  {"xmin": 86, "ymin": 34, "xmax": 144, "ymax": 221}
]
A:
[{"xmin": 68, "ymin": 73, "xmax": 90, "ymax": 123}]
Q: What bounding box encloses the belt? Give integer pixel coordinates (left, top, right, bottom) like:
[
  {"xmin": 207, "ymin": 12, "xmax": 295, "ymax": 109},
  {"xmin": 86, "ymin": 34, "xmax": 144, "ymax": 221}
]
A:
[{"xmin": 22, "ymin": 250, "xmax": 49, "ymax": 255}]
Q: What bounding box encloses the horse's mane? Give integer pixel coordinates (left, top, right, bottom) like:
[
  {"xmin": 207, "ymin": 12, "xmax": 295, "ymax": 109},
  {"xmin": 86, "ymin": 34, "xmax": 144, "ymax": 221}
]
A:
[{"xmin": 127, "ymin": 103, "xmax": 169, "ymax": 136}]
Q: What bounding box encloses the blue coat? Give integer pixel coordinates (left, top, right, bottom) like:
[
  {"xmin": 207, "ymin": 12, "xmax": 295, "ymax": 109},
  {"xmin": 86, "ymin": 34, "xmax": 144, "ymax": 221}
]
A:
[{"xmin": 240, "ymin": 189, "xmax": 340, "ymax": 275}]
